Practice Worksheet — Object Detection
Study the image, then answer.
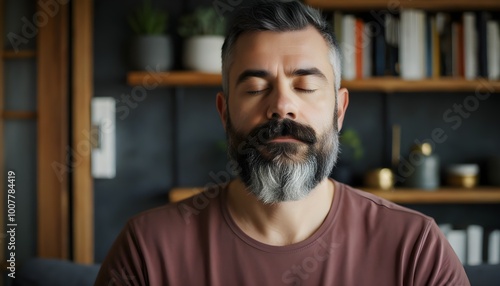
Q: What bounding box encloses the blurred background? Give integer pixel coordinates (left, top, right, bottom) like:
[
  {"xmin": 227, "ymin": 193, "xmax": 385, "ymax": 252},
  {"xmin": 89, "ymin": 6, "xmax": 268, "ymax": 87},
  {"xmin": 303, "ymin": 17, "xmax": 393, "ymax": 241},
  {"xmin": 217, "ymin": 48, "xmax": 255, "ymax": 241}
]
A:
[{"xmin": 1, "ymin": 0, "xmax": 500, "ymax": 285}]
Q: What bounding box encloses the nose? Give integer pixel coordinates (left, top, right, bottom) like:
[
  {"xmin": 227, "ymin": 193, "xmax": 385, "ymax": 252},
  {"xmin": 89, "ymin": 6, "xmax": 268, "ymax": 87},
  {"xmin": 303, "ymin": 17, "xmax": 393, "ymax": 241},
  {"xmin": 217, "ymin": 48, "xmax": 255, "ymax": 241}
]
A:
[{"xmin": 266, "ymin": 85, "xmax": 298, "ymax": 120}]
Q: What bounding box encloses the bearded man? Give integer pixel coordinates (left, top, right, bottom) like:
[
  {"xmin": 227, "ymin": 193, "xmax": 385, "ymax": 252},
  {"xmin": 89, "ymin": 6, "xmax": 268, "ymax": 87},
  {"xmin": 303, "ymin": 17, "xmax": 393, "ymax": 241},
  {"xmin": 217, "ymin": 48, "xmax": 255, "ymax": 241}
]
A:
[{"xmin": 95, "ymin": 1, "xmax": 469, "ymax": 285}]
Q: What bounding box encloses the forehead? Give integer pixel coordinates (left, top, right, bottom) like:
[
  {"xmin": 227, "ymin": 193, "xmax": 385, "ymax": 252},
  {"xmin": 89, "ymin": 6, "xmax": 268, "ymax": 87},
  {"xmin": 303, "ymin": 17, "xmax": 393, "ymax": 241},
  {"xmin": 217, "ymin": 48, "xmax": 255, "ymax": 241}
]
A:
[{"xmin": 229, "ymin": 26, "xmax": 333, "ymax": 77}]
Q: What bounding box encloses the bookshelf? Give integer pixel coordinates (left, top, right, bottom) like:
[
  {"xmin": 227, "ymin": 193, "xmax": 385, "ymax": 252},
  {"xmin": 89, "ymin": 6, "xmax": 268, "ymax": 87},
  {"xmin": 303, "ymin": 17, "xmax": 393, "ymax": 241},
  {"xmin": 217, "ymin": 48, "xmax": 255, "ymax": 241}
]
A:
[{"xmin": 126, "ymin": 0, "xmax": 500, "ymax": 205}]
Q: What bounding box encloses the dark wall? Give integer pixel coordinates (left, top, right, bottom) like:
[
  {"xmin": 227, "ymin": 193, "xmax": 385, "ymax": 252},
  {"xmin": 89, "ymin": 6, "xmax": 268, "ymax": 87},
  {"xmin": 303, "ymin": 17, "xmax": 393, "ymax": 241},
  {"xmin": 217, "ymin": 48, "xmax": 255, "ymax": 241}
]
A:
[
  {"xmin": 93, "ymin": 0, "xmax": 228, "ymax": 262},
  {"xmin": 93, "ymin": 0, "xmax": 500, "ymax": 262},
  {"xmin": 2, "ymin": 3, "xmax": 38, "ymax": 286}
]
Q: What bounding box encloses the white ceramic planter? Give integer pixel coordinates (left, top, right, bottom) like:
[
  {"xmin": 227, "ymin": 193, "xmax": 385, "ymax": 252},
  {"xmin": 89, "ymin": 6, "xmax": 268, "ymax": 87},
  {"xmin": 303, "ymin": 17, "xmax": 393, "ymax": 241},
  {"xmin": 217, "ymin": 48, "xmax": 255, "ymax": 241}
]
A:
[
  {"xmin": 130, "ymin": 35, "xmax": 173, "ymax": 71},
  {"xmin": 183, "ymin": 35, "xmax": 224, "ymax": 73}
]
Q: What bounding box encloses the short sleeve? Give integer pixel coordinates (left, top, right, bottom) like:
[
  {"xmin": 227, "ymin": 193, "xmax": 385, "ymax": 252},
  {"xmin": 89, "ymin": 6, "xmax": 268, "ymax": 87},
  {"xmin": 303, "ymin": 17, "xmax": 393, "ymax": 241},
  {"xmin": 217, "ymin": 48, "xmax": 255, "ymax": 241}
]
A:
[
  {"xmin": 412, "ymin": 219, "xmax": 471, "ymax": 286},
  {"xmin": 94, "ymin": 221, "xmax": 148, "ymax": 286}
]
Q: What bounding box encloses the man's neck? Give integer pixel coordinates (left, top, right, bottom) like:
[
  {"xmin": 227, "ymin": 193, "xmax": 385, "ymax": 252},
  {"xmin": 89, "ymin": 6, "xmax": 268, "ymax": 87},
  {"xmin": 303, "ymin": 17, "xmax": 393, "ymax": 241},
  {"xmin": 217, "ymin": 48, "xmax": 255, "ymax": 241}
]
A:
[{"xmin": 226, "ymin": 178, "xmax": 335, "ymax": 246}]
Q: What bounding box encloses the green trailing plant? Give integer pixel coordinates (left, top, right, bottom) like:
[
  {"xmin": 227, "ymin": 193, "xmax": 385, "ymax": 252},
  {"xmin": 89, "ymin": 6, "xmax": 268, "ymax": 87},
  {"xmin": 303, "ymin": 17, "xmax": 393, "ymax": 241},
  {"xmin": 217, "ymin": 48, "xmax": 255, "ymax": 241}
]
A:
[
  {"xmin": 129, "ymin": 0, "xmax": 168, "ymax": 35},
  {"xmin": 178, "ymin": 7, "xmax": 225, "ymax": 37},
  {"xmin": 339, "ymin": 128, "xmax": 364, "ymax": 161}
]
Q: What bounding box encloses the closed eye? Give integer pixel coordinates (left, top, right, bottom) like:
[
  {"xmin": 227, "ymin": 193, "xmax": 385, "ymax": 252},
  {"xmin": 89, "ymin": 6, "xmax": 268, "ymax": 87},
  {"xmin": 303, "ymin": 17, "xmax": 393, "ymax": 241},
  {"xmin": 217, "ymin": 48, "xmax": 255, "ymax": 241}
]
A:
[
  {"xmin": 246, "ymin": 88, "xmax": 270, "ymax": 95},
  {"xmin": 296, "ymin": 88, "xmax": 317, "ymax": 93}
]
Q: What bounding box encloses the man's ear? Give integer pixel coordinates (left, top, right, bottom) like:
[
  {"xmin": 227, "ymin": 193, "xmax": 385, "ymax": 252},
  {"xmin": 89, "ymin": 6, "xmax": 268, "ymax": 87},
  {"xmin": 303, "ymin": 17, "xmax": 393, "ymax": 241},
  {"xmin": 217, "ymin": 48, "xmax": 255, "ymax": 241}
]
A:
[
  {"xmin": 216, "ymin": 92, "xmax": 227, "ymax": 130},
  {"xmin": 336, "ymin": 87, "xmax": 349, "ymax": 131}
]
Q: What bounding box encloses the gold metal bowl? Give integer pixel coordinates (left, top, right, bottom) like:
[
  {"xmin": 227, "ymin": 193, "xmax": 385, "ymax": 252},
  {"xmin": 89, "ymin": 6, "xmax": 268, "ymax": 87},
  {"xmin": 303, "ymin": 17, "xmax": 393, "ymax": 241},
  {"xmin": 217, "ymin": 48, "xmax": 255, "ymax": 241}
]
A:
[
  {"xmin": 446, "ymin": 174, "xmax": 478, "ymax": 188},
  {"xmin": 364, "ymin": 168, "xmax": 395, "ymax": 190}
]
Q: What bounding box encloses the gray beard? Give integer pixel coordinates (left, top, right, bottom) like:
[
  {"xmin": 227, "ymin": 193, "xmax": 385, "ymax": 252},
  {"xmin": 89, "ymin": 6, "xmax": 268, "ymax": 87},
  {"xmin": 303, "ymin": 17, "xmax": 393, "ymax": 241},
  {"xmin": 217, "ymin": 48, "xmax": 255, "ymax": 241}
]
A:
[
  {"xmin": 248, "ymin": 132, "xmax": 338, "ymax": 204},
  {"xmin": 227, "ymin": 120, "xmax": 340, "ymax": 204}
]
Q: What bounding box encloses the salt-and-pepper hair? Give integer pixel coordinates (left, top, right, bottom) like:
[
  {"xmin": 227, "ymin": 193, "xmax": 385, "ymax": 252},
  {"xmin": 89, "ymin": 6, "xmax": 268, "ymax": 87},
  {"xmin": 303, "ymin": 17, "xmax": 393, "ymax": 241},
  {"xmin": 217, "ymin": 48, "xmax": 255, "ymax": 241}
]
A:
[{"xmin": 221, "ymin": 0, "xmax": 342, "ymax": 97}]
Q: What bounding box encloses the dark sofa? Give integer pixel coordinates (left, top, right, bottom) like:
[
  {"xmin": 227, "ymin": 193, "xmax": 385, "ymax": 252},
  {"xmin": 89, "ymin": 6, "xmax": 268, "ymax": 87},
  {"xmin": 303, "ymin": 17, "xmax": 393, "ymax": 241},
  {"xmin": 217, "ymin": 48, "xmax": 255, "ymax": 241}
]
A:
[{"xmin": 11, "ymin": 258, "xmax": 500, "ymax": 286}]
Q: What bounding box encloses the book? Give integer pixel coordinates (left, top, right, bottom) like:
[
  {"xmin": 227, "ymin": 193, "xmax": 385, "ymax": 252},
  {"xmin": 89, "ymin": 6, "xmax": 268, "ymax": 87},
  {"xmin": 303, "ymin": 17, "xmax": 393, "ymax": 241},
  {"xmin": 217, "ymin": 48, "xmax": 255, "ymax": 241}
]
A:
[
  {"xmin": 487, "ymin": 20, "xmax": 500, "ymax": 80},
  {"xmin": 426, "ymin": 14, "xmax": 433, "ymax": 78},
  {"xmin": 451, "ymin": 21, "xmax": 464, "ymax": 77},
  {"xmin": 385, "ymin": 14, "xmax": 399, "ymax": 76},
  {"xmin": 447, "ymin": 229, "xmax": 467, "ymax": 264},
  {"xmin": 400, "ymin": 9, "xmax": 425, "ymax": 80},
  {"xmin": 333, "ymin": 11, "xmax": 343, "ymax": 45},
  {"xmin": 489, "ymin": 229, "xmax": 500, "ymax": 264},
  {"xmin": 431, "ymin": 15, "xmax": 441, "ymax": 78},
  {"xmin": 457, "ymin": 21, "xmax": 465, "ymax": 78},
  {"xmin": 467, "ymin": 225, "xmax": 483, "ymax": 266},
  {"xmin": 355, "ymin": 18, "xmax": 364, "ymax": 79},
  {"xmin": 477, "ymin": 12, "xmax": 491, "ymax": 77},
  {"xmin": 342, "ymin": 14, "xmax": 356, "ymax": 80},
  {"xmin": 437, "ymin": 12, "xmax": 453, "ymax": 76},
  {"xmin": 463, "ymin": 12, "xmax": 478, "ymax": 80},
  {"xmin": 373, "ymin": 12, "xmax": 387, "ymax": 76},
  {"xmin": 363, "ymin": 22, "xmax": 372, "ymax": 78}
]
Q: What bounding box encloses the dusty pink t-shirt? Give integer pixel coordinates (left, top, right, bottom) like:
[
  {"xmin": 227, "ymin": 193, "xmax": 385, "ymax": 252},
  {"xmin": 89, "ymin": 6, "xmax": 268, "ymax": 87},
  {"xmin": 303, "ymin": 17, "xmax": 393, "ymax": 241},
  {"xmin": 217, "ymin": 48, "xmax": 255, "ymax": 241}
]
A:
[{"xmin": 95, "ymin": 181, "xmax": 470, "ymax": 286}]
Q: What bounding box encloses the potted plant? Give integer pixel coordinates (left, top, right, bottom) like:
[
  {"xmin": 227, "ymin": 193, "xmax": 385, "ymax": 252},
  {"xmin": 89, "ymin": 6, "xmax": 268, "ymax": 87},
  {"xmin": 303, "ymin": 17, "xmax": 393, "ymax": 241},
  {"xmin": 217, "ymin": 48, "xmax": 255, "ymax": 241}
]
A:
[
  {"xmin": 331, "ymin": 128, "xmax": 364, "ymax": 184},
  {"xmin": 128, "ymin": 0, "xmax": 172, "ymax": 71},
  {"xmin": 178, "ymin": 7, "xmax": 225, "ymax": 73}
]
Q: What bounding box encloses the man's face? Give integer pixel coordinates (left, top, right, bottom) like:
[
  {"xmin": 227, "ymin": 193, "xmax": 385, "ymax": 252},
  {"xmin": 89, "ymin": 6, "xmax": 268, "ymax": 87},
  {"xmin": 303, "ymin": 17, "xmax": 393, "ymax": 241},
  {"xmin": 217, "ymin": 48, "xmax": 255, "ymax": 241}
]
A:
[{"xmin": 217, "ymin": 26, "xmax": 348, "ymax": 203}]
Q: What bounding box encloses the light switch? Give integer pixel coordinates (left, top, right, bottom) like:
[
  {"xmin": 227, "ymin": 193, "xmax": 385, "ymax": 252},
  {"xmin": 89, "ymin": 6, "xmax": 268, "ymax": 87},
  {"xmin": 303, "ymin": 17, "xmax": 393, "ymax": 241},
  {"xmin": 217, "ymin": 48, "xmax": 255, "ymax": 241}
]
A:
[{"xmin": 91, "ymin": 97, "xmax": 116, "ymax": 178}]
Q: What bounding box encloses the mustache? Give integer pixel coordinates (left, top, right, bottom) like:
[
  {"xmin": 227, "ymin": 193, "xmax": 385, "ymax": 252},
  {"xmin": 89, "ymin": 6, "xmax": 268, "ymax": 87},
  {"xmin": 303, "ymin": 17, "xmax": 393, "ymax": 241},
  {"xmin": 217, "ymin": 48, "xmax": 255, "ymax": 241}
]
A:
[{"xmin": 246, "ymin": 118, "xmax": 317, "ymax": 145}]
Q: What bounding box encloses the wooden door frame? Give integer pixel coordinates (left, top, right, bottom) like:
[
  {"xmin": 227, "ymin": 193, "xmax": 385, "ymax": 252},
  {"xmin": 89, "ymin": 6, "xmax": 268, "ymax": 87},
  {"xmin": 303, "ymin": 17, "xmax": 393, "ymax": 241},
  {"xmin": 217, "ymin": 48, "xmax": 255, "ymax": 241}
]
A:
[
  {"xmin": 36, "ymin": 0, "xmax": 70, "ymax": 259},
  {"xmin": 72, "ymin": 0, "xmax": 94, "ymax": 264},
  {"xmin": 36, "ymin": 0, "xmax": 95, "ymax": 263}
]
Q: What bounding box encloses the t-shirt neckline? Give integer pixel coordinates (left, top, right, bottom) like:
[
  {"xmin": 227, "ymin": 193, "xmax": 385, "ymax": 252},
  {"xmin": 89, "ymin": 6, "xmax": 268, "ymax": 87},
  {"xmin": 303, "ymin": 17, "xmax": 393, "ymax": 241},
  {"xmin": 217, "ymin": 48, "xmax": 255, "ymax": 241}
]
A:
[{"xmin": 220, "ymin": 179, "xmax": 343, "ymax": 253}]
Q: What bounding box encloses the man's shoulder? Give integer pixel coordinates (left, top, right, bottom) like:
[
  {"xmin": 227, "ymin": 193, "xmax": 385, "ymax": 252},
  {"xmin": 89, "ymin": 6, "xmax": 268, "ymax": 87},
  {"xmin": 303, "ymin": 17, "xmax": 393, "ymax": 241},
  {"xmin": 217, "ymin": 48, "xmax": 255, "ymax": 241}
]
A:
[
  {"xmin": 128, "ymin": 186, "xmax": 225, "ymax": 230},
  {"xmin": 337, "ymin": 181, "xmax": 432, "ymax": 224}
]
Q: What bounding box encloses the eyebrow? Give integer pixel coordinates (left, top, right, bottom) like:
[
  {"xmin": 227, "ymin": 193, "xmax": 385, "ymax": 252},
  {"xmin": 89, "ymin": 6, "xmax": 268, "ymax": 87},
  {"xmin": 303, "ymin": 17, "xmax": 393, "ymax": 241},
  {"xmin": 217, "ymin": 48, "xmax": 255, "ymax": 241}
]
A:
[
  {"xmin": 235, "ymin": 68, "xmax": 328, "ymax": 86},
  {"xmin": 292, "ymin": 68, "xmax": 327, "ymax": 81},
  {"xmin": 236, "ymin": 70, "xmax": 270, "ymax": 85}
]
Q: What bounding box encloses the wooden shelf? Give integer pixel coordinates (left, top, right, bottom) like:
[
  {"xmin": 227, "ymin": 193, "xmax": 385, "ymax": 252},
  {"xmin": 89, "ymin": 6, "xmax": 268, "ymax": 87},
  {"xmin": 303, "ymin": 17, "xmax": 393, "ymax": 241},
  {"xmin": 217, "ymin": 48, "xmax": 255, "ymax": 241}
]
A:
[
  {"xmin": 127, "ymin": 71, "xmax": 221, "ymax": 87},
  {"xmin": 2, "ymin": 49, "xmax": 36, "ymax": 59},
  {"xmin": 365, "ymin": 187, "xmax": 500, "ymax": 204},
  {"xmin": 304, "ymin": 0, "xmax": 500, "ymax": 11},
  {"xmin": 127, "ymin": 71, "xmax": 500, "ymax": 93},
  {"xmin": 1, "ymin": 111, "xmax": 37, "ymax": 119},
  {"xmin": 341, "ymin": 77, "xmax": 500, "ymax": 93},
  {"xmin": 169, "ymin": 187, "xmax": 500, "ymax": 204}
]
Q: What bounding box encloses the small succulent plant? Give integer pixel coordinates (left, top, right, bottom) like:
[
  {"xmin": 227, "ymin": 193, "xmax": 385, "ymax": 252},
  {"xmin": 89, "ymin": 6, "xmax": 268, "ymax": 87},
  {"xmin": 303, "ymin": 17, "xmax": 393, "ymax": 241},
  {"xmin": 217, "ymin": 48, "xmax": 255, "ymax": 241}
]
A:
[
  {"xmin": 340, "ymin": 128, "xmax": 364, "ymax": 161},
  {"xmin": 178, "ymin": 7, "xmax": 225, "ymax": 37},
  {"xmin": 128, "ymin": 0, "xmax": 168, "ymax": 35}
]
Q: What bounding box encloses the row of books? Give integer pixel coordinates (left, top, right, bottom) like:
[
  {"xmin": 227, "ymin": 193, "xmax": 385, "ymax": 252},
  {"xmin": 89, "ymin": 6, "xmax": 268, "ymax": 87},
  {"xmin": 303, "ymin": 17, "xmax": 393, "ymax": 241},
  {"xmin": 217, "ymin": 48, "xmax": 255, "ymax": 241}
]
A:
[
  {"xmin": 439, "ymin": 224, "xmax": 500, "ymax": 265},
  {"xmin": 333, "ymin": 10, "xmax": 500, "ymax": 81}
]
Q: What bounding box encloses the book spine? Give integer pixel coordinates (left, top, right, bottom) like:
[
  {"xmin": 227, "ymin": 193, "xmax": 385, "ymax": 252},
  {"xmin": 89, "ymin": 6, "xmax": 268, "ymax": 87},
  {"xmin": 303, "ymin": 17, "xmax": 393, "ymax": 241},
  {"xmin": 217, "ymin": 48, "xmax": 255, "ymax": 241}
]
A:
[
  {"xmin": 477, "ymin": 12, "xmax": 490, "ymax": 77},
  {"xmin": 342, "ymin": 15, "xmax": 356, "ymax": 80},
  {"xmin": 467, "ymin": 225, "xmax": 483, "ymax": 266},
  {"xmin": 401, "ymin": 9, "xmax": 425, "ymax": 80},
  {"xmin": 487, "ymin": 20, "xmax": 500, "ymax": 80},
  {"xmin": 447, "ymin": 230, "xmax": 467, "ymax": 264},
  {"xmin": 355, "ymin": 18, "xmax": 364, "ymax": 79},
  {"xmin": 464, "ymin": 12, "xmax": 478, "ymax": 80},
  {"xmin": 432, "ymin": 15, "xmax": 441, "ymax": 78},
  {"xmin": 426, "ymin": 13, "xmax": 433, "ymax": 78},
  {"xmin": 489, "ymin": 229, "xmax": 500, "ymax": 264},
  {"xmin": 373, "ymin": 12, "xmax": 386, "ymax": 76},
  {"xmin": 363, "ymin": 23, "xmax": 372, "ymax": 78}
]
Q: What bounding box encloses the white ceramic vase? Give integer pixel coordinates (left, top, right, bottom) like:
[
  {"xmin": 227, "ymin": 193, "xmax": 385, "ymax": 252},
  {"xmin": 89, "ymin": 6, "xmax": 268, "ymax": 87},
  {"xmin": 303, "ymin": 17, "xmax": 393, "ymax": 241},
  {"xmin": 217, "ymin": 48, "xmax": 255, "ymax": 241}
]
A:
[{"xmin": 183, "ymin": 35, "xmax": 224, "ymax": 73}]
